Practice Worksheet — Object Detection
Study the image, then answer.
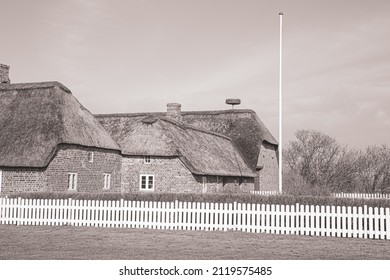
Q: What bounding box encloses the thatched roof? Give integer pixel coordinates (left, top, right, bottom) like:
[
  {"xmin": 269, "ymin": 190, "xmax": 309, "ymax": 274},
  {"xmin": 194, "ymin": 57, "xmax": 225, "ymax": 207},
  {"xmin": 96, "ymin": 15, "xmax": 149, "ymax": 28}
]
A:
[
  {"xmin": 96, "ymin": 114, "xmax": 254, "ymax": 177},
  {"xmin": 0, "ymin": 82, "xmax": 120, "ymax": 168},
  {"xmin": 95, "ymin": 109, "xmax": 277, "ymax": 171}
]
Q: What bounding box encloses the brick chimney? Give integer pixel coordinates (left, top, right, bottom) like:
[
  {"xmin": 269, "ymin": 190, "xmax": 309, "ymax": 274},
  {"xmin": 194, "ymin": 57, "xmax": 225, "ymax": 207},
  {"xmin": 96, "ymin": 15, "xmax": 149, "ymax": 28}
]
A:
[
  {"xmin": 166, "ymin": 103, "xmax": 182, "ymax": 122},
  {"xmin": 0, "ymin": 64, "xmax": 10, "ymax": 84}
]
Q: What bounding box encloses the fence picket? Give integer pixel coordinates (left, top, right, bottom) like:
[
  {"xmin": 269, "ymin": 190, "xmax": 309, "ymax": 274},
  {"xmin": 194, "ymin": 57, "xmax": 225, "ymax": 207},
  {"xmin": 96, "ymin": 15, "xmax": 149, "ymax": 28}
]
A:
[
  {"xmin": 290, "ymin": 204, "xmax": 295, "ymax": 235},
  {"xmin": 31, "ymin": 199, "xmax": 36, "ymax": 226},
  {"xmin": 310, "ymin": 205, "xmax": 315, "ymax": 236},
  {"xmin": 253, "ymin": 203, "xmax": 259, "ymax": 233},
  {"xmin": 346, "ymin": 206, "xmax": 352, "ymax": 238},
  {"xmin": 359, "ymin": 206, "xmax": 364, "ymax": 238},
  {"xmin": 265, "ymin": 204, "xmax": 270, "ymax": 233},
  {"xmin": 374, "ymin": 207, "xmax": 379, "ymax": 239},
  {"xmin": 386, "ymin": 208, "xmax": 390, "ymax": 240},
  {"xmin": 379, "ymin": 208, "xmax": 385, "ymax": 240},
  {"xmin": 336, "ymin": 206, "xmax": 341, "ymax": 237},
  {"xmin": 332, "ymin": 192, "xmax": 390, "ymax": 200},
  {"xmin": 352, "ymin": 206, "xmax": 357, "ymax": 238},
  {"xmin": 304, "ymin": 205, "xmax": 310, "ymax": 236},
  {"xmin": 315, "ymin": 205, "xmax": 320, "ymax": 236},
  {"xmin": 368, "ymin": 206, "xmax": 374, "ymax": 239},
  {"xmin": 279, "ymin": 205, "xmax": 285, "ymax": 234},
  {"xmin": 275, "ymin": 204, "xmax": 280, "ymax": 234}
]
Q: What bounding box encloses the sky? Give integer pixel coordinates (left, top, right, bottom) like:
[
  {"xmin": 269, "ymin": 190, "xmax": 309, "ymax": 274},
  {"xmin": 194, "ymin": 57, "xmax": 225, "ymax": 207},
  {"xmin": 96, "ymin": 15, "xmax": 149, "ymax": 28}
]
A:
[{"xmin": 1, "ymin": 0, "xmax": 389, "ymax": 149}]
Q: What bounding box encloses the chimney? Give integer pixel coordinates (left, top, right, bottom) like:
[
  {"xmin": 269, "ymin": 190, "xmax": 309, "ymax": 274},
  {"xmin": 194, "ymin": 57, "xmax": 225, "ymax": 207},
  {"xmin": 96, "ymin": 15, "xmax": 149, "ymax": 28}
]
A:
[
  {"xmin": 0, "ymin": 64, "xmax": 10, "ymax": 84},
  {"xmin": 166, "ymin": 103, "xmax": 182, "ymax": 122}
]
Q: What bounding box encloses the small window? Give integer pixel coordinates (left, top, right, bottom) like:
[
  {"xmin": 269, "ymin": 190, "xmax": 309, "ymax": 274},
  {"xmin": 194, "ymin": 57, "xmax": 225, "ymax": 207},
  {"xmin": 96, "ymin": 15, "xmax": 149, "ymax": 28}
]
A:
[
  {"xmin": 88, "ymin": 152, "xmax": 94, "ymax": 163},
  {"xmin": 239, "ymin": 178, "xmax": 247, "ymax": 185},
  {"xmin": 139, "ymin": 174, "xmax": 154, "ymax": 191},
  {"xmin": 68, "ymin": 173, "xmax": 77, "ymax": 191},
  {"xmin": 144, "ymin": 156, "xmax": 151, "ymax": 164},
  {"xmin": 103, "ymin": 173, "xmax": 111, "ymax": 190},
  {"xmin": 0, "ymin": 170, "xmax": 2, "ymax": 194},
  {"xmin": 202, "ymin": 176, "xmax": 207, "ymax": 193}
]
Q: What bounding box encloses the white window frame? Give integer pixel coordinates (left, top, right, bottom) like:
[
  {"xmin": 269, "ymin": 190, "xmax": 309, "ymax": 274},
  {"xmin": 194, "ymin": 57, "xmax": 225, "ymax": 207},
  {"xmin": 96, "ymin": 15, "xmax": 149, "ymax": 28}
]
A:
[
  {"xmin": 144, "ymin": 156, "xmax": 151, "ymax": 164},
  {"xmin": 68, "ymin": 173, "xmax": 78, "ymax": 191},
  {"xmin": 202, "ymin": 176, "xmax": 207, "ymax": 193},
  {"xmin": 0, "ymin": 170, "xmax": 2, "ymax": 194},
  {"xmin": 103, "ymin": 173, "xmax": 111, "ymax": 190},
  {"xmin": 88, "ymin": 152, "xmax": 94, "ymax": 163},
  {"xmin": 139, "ymin": 174, "xmax": 154, "ymax": 191}
]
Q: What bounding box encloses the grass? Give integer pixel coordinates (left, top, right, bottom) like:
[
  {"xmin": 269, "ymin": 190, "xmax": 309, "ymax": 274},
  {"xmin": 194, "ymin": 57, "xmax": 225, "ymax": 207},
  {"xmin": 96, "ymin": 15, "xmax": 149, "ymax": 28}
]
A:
[{"xmin": 0, "ymin": 225, "xmax": 389, "ymax": 260}]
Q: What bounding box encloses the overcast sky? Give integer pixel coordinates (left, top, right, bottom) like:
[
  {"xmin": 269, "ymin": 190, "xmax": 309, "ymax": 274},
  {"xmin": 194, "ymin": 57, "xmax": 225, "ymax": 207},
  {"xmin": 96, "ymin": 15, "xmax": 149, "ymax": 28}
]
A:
[{"xmin": 1, "ymin": 0, "xmax": 389, "ymax": 148}]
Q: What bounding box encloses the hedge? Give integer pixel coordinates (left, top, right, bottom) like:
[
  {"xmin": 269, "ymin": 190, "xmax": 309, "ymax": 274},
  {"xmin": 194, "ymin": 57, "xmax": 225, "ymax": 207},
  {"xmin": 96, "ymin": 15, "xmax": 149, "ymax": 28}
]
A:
[{"xmin": 4, "ymin": 192, "xmax": 390, "ymax": 208}]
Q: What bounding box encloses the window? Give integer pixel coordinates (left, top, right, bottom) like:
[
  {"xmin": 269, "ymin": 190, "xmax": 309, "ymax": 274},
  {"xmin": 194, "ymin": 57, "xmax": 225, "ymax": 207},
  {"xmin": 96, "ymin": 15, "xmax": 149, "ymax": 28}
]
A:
[
  {"xmin": 88, "ymin": 152, "xmax": 94, "ymax": 163},
  {"xmin": 103, "ymin": 173, "xmax": 111, "ymax": 190},
  {"xmin": 202, "ymin": 176, "xmax": 207, "ymax": 193},
  {"xmin": 144, "ymin": 156, "xmax": 151, "ymax": 164},
  {"xmin": 139, "ymin": 175, "xmax": 154, "ymax": 191},
  {"xmin": 0, "ymin": 170, "xmax": 2, "ymax": 193},
  {"xmin": 239, "ymin": 178, "xmax": 247, "ymax": 185},
  {"xmin": 68, "ymin": 173, "xmax": 77, "ymax": 191}
]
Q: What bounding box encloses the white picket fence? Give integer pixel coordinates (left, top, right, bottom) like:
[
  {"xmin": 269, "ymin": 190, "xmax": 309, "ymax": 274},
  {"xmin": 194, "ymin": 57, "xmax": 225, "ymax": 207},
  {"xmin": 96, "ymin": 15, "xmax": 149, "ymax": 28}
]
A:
[
  {"xmin": 333, "ymin": 192, "xmax": 390, "ymax": 200},
  {"xmin": 0, "ymin": 197, "xmax": 389, "ymax": 240},
  {"xmin": 250, "ymin": 190, "xmax": 281, "ymax": 196}
]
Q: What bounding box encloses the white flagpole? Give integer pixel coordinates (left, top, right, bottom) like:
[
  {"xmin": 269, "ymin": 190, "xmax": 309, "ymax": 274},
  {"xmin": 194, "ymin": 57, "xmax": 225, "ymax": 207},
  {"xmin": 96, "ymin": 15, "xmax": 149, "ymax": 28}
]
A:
[{"xmin": 279, "ymin": 12, "xmax": 283, "ymax": 194}]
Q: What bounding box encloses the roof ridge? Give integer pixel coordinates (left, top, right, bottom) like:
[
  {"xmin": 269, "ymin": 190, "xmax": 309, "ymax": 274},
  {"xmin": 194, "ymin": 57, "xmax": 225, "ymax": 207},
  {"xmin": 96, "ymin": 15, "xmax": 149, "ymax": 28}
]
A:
[
  {"xmin": 158, "ymin": 117, "xmax": 232, "ymax": 141},
  {"xmin": 0, "ymin": 81, "xmax": 71, "ymax": 93},
  {"xmin": 94, "ymin": 109, "xmax": 255, "ymax": 118}
]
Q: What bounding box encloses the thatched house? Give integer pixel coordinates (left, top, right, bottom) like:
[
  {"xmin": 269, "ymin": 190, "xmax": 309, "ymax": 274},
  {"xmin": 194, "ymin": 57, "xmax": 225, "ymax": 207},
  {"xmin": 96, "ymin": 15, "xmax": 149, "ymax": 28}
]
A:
[
  {"xmin": 95, "ymin": 103, "xmax": 279, "ymax": 192},
  {"xmin": 95, "ymin": 109, "xmax": 255, "ymax": 193},
  {"xmin": 0, "ymin": 68, "xmax": 122, "ymax": 194},
  {"xmin": 0, "ymin": 64, "xmax": 278, "ymax": 194}
]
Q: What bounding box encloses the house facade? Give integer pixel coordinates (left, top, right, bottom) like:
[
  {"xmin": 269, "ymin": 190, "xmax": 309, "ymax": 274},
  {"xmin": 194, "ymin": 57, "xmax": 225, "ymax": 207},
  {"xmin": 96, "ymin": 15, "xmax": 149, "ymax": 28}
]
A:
[{"xmin": 0, "ymin": 64, "xmax": 278, "ymax": 194}]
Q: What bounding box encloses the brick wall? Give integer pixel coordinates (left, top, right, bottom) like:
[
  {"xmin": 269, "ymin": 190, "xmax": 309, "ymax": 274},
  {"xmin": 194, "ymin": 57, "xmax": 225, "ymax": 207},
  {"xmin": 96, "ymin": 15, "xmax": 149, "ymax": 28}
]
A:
[
  {"xmin": 121, "ymin": 156, "xmax": 254, "ymax": 194},
  {"xmin": 0, "ymin": 146, "xmax": 257, "ymax": 195},
  {"xmin": 121, "ymin": 156, "xmax": 202, "ymax": 193},
  {"xmin": 0, "ymin": 168, "xmax": 47, "ymax": 193},
  {"xmin": 215, "ymin": 177, "xmax": 254, "ymax": 193},
  {"xmin": 0, "ymin": 144, "xmax": 122, "ymax": 194},
  {"xmin": 46, "ymin": 144, "xmax": 122, "ymax": 193},
  {"xmin": 258, "ymin": 142, "xmax": 279, "ymax": 191}
]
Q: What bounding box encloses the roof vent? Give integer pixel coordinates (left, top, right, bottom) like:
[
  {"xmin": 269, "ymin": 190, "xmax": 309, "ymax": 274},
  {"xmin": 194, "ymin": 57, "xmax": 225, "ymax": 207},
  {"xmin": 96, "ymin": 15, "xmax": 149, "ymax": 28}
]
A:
[
  {"xmin": 226, "ymin": 98, "xmax": 241, "ymax": 109},
  {"xmin": 142, "ymin": 115, "xmax": 158, "ymax": 124},
  {"xmin": 0, "ymin": 64, "xmax": 10, "ymax": 84}
]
